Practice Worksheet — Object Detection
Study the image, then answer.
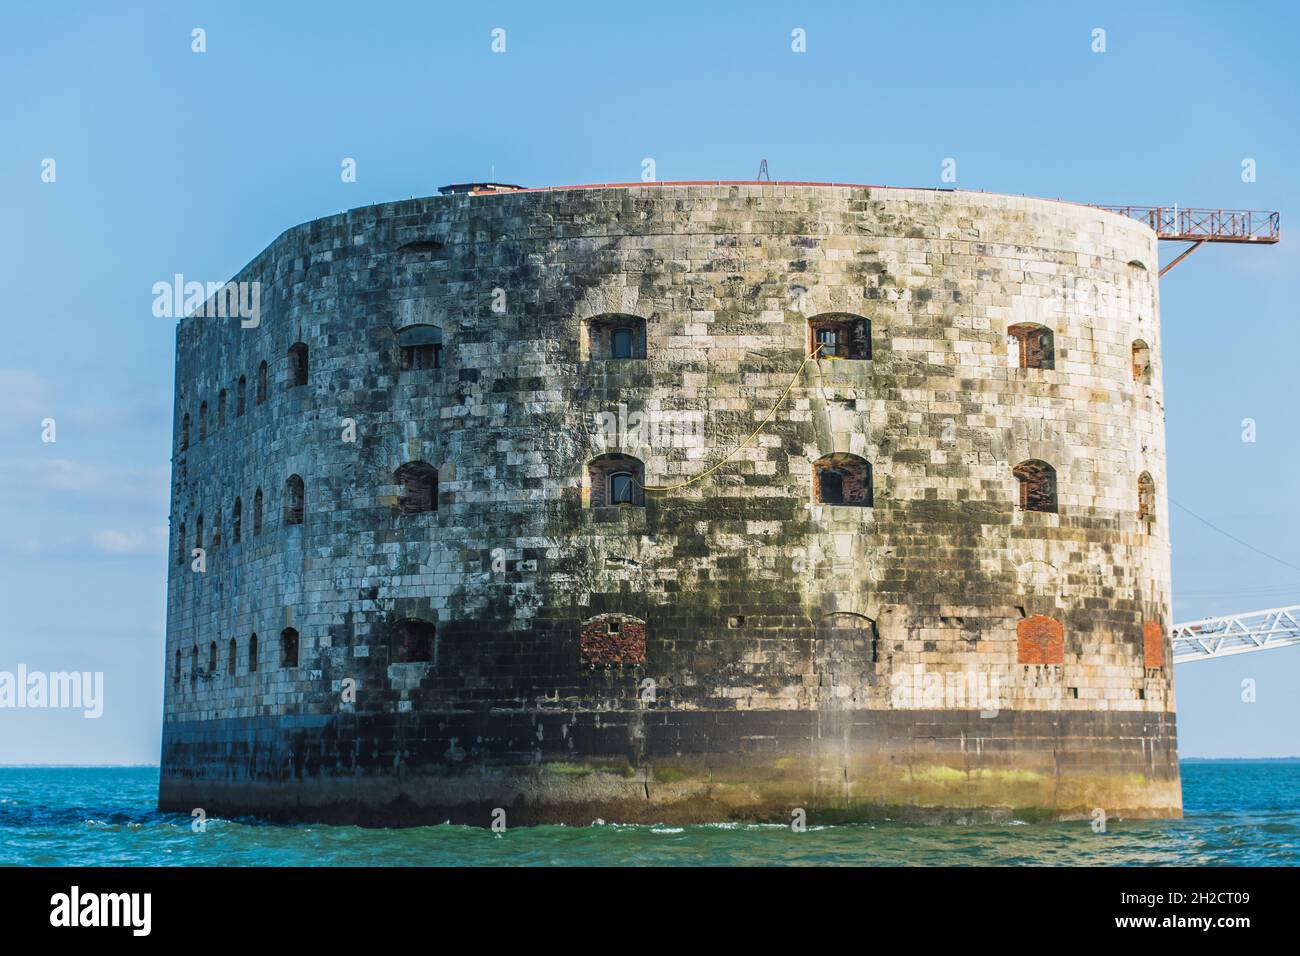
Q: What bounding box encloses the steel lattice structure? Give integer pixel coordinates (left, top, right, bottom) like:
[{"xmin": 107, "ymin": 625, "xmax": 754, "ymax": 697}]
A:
[{"xmin": 1172, "ymin": 604, "xmax": 1300, "ymax": 663}]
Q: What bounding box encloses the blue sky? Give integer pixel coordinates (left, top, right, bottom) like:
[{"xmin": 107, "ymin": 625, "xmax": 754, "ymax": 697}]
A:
[{"xmin": 1, "ymin": 1, "xmax": 1297, "ymax": 763}]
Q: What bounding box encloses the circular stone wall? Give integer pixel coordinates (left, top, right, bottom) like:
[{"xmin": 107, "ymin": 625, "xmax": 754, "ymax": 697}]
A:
[{"xmin": 160, "ymin": 183, "xmax": 1178, "ymax": 824}]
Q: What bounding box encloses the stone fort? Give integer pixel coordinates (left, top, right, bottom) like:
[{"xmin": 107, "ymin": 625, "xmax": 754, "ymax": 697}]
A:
[{"xmin": 159, "ymin": 181, "xmax": 1179, "ymax": 825}]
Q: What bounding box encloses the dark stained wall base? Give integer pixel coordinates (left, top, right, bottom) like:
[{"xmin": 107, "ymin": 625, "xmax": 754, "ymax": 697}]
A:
[{"xmin": 159, "ymin": 708, "xmax": 1181, "ymax": 827}]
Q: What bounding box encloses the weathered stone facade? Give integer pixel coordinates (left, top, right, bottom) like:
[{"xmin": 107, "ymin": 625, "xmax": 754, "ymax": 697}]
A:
[{"xmin": 159, "ymin": 183, "xmax": 1179, "ymax": 825}]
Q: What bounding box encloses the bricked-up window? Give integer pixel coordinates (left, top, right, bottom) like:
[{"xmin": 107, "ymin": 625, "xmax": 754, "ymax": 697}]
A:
[
  {"xmin": 397, "ymin": 324, "xmax": 443, "ymax": 370},
  {"xmin": 253, "ymin": 488, "xmax": 263, "ymax": 534},
  {"xmin": 217, "ymin": 390, "xmax": 227, "ymax": 428},
  {"xmin": 208, "ymin": 641, "xmax": 217, "ymax": 675},
  {"xmin": 580, "ymin": 614, "xmax": 647, "ymax": 666},
  {"xmin": 808, "ymin": 314, "xmax": 870, "ymax": 360},
  {"xmin": 256, "ymin": 361, "xmax": 268, "ymax": 404},
  {"xmin": 233, "ymin": 497, "xmax": 242, "ymax": 543},
  {"xmin": 1138, "ymin": 471, "xmax": 1156, "ymax": 524},
  {"xmin": 588, "ymin": 454, "xmax": 645, "ymax": 507},
  {"xmin": 284, "ymin": 475, "xmax": 304, "ymax": 525},
  {"xmin": 280, "ymin": 627, "xmax": 299, "ymax": 668},
  {"xmin": 1007, "ymin": 323, "xmax": 1054, "ymax": 370},
  {"xmin": 177, "ymin": 522, "xmax": 186, "ymax": 564},
  {"xmin": 1013, "ymin": 459, "xmax": 1057, "ymax": 513},
  {"xmin": 1132, "ymin": 340, "xmax": 1152, "ymax": 384},
  {"xmin": 248, "ymin": 633, "xmax": 259, "ymax": 672},
  {"xmin": 236, "ymin": 376, "xmax": 247, "ymax": 416},
  {"xmin": 391, "ymin": 618, "xmax": 435, "ymax": 663},
  {"xmin": 1017, "ymin": 615, "xmax": 1064, "ymax": 664},
  {"xmin": 587, "ymin": 314, "xmax": 646, "ymax": 361},
  {"xmin": 813, "ymin": 454, "xmax": 872, "ymax": 506},
  {"xmin": 287, "ymin": 343, "xmax": 309, "ymax": 389},
  {"xmin": 181, "ymin": 414, "xmax": 190, "ymax": 451},
  {"xmin": 395, "ymin": 461, "xmax": 438, "ymax": 513},
  {"xmin": 210, "ymin": 511, "xmax": 221, "ymax": 550},
  {"xmin": 190, "ymin": 646, "xmax": 198, "ymax": 685},
  {"xmin": 227, "ymin": 638, "xmax": 237, "ymax": 676},
  {"xmin": 198, "ymin": 402, "xmax": 208, "ymax": 441},
  {"xmin": 1143, "ymin": 619, "xmax": 1164, "ymax": 668}
]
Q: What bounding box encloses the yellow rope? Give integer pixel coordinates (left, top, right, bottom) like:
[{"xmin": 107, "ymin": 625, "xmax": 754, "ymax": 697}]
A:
[{"xmin": 637, "ymin": 343, "xmax": 825, "ymax": 494}]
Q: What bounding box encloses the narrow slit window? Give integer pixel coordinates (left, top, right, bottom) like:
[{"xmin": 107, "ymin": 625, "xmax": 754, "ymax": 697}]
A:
[
  {"xmin": 280, "ymin": 627, "xmax": 299, "ymax": 668},
  {"xmin": 284, "ymin": 475, "xmax": 304, "ymax": 526},
  {"xmin": 287, "ymin": 343, "xmax": 309, "ymax": 389}
]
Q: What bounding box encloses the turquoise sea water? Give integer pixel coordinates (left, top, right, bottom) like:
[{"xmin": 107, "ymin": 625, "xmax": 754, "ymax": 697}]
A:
[{"xmin": 0, "ymin": 761, "xmax": 1296, "ymax": 866}]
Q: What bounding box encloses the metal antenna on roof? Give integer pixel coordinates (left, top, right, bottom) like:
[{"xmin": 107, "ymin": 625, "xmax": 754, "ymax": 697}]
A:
[{"xmin": 757, "ymin": 159, "xmax": 770, "ymax": 181}]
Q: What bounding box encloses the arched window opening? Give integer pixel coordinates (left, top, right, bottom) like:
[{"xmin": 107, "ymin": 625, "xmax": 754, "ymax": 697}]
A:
[
  {"xmin": 280, "ymin": 627, "xmax": 299, "ymax": 668},
  {"xmin": 808, "ymin": 314, "xmax": 871, "ymax": 360},
  {"xmin": 248, "ymin": 633, "xmax": 259, "ymax": 673},
  {"xmin": 195, "ymin": 514, "xmax": 204, "ymax": 551},
  {"xmin": 190, "ymin": 646, "xmax": 198, "ymax": 685},
  {"xmin": 198, "ymin": 402, "xmax": 208, "ymax": 441},
  {"xmin": 177, "ymin": 522, "xmax": 186, "ymax": 565},
  {"xmin": 1013, "ymin": 460, "xmax": 1057, "ymax": 513},
  {"xmin": 587, "ymin": 314, "xmax": 647, "ymax": 361},
  {"xmin": 288, "ymin": 343, "xmax": 309, "ymax": 389},
  {"xmin": 588, "ymin": 454, "xmax": 645, "ymax": 507},
  {"xmin": 1007, "ymin": 323, "xmax": 1054, "ymax": 370},
  {"xmin": 813, "ymin": 454, "xmax": 872, "ymax": 506},
  {"xmin": 173, "ymin": 649, "xmax": 181, "ymax": 689},
  {"xmin": 227, "ymin": 638, "xmax": 237, "ymax": 676},
  {"xmin": 395, "ymin": 462, "xmax": 438, "ymax": 513},
  {"xmin": 208, "ymin": 641, "xmax": 217, "ymax": 675},
  {"xmin": 284, "ymin": 475, "xmax": 304, "ymax": 525},
  {"xmin": 253, "ymin": 488, "xmax": 263, "ymax": 534},
  {"xmin": 256, "ymin": 361, "xmax": 268, "ymax": 404},
  {"xmin": 1138, "ymin": 471, "xmax": 1156, "ymax": 524},
  {"xmin": 391, "ymin": 618, "xmax": 435, "ymax": 663},
  {"xmin": 217, "ymin": 390, "xmax": 227, "ymax": 428},
  {"xmin": 181, "ymin": 414, "xmax": 190, "ymax": 451},
  {"xmin": 236, "ymin": 376, "xmax": 247, "ymax": 416},
  {"xmin": 1132, "ymin": 340, "xmax": 1151, "ymax": 384},
  {"xmin": 233, "ymin": 497, "xmax": 242, "ymax": 543},
  {"xmin": 397, "ymin": 325, "xmax": 443, "ymax": 370}
]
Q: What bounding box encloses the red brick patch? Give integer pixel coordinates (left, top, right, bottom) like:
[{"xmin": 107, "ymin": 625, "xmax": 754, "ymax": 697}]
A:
[
  {"xmin": 580, "ymin": 615, "xmax": 646, "ymax": 666},
  {"xmin": 1143, "ymin": 619, "xmax": 1164, "ymax": 668},
  {"xmin": 1017, "ymin": 615, "xmax": 1064, "ymax": 664}
]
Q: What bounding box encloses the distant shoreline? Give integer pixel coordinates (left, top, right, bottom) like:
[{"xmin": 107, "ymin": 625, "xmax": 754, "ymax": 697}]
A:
[{"xmin": 0, "ymin": 763, "xmax": 159, "ymax": 769}]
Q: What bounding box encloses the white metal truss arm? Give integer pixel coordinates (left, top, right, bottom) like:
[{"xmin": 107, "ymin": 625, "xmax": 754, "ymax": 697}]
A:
[{"xmin": 1173, "ymin": 603, "xmax": 1300, "ymax": 664}]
